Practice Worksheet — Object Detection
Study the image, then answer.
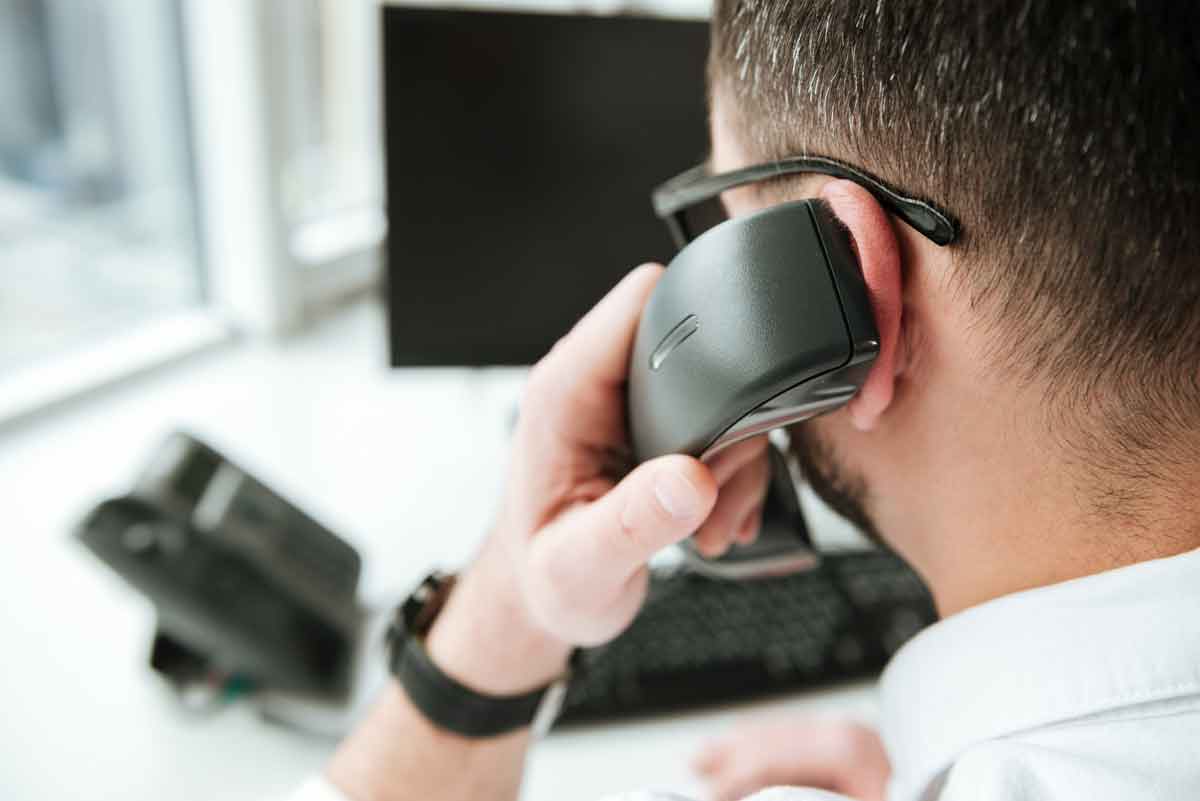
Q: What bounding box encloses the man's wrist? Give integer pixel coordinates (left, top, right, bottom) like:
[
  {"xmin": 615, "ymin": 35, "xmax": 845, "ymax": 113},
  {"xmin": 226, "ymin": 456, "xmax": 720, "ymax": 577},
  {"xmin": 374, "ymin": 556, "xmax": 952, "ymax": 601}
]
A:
[{"xmin": 423, "ymin": 543, "xmax": 572, "ymax": 697}]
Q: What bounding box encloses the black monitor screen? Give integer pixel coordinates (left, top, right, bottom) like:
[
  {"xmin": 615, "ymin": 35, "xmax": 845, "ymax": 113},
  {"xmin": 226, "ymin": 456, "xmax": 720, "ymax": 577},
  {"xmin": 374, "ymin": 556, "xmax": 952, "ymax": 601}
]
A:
[{"xmin": 382, "ymin": 7, "xmax": 711, "ymax": 365}]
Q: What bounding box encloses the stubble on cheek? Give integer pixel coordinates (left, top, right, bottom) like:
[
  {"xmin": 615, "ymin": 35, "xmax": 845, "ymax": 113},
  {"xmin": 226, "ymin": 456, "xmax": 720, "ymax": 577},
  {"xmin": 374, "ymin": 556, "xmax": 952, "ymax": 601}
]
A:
[{"xmin": 787, "ymin": 419, "xmax": 889, "ymax": 550}]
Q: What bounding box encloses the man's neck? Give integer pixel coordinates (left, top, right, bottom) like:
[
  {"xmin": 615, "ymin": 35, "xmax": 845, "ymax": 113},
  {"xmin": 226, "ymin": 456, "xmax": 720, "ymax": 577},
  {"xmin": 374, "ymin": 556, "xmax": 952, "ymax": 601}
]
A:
[{"xmin": 912, "ymin": 457, "xmax": 1200, "ymax": 617}]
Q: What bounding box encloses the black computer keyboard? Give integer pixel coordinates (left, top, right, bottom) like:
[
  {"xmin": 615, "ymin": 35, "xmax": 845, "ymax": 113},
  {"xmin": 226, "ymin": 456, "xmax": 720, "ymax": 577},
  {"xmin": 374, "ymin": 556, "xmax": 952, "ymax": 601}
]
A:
[{"xmin": 556, "ymin": 551, "xmax": 936, "ymax": 726}]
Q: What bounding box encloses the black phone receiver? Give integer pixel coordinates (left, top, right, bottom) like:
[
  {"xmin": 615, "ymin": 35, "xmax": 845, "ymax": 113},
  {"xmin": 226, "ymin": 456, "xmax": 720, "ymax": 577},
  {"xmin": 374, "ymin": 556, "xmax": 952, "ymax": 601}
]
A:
[{"xmin": 627, "ymin": 199, "xmax": 879, "ymax": 579}]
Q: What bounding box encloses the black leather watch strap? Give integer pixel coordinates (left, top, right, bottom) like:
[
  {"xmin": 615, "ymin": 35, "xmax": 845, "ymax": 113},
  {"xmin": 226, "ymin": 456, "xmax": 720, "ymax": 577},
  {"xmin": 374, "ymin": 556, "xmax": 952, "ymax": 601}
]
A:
[
  {"xmin": 386, "ymin": 572, "xmax": 571, "ymax": 738},
  {"xmin": 390, "ymin": 634, "xmax": 550, "ymax": 737}
]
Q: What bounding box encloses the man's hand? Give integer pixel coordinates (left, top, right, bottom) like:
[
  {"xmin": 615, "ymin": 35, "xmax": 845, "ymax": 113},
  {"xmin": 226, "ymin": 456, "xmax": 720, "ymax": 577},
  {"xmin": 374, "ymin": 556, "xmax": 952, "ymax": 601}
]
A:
[
  {"xmin": 424, "ymin": 263, "xmax": 772, "ymax": 695},
  {"xmin": 692, "ymin": 717, "xmax": 890, "ymax": 801},
  {"xmin": 329, "ymin": 264, "xmax": 771, "ymax": 801}
]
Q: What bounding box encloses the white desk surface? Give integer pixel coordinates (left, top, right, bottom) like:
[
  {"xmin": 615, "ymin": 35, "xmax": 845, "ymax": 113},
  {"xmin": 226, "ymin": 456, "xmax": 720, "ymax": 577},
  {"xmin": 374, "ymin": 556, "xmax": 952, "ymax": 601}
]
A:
[{"xmin": 0, "ymin": 300, "xmax": 877, "ymax": 801}]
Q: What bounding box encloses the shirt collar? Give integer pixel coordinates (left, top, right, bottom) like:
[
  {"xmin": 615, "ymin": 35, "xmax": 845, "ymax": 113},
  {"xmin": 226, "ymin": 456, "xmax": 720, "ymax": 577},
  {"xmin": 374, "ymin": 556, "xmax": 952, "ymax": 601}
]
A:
[{"xmin": 878, "ymin": 546, "xmax": 1200, "ymax": 800}]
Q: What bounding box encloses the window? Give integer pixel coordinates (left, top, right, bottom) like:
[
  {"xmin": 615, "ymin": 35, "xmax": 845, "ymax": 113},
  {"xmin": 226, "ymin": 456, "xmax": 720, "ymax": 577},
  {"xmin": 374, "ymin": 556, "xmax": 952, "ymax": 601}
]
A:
[
  {"xmin": 270, "ymin": 0, "xmax": 386, "ymax": 272},
  {"xmin": 0, "ymin": 0, "xmax": 385, "ymax": 422},
  {"xmin": 0, "ymin": 0, "xmax": 206, "ymax": 405}
]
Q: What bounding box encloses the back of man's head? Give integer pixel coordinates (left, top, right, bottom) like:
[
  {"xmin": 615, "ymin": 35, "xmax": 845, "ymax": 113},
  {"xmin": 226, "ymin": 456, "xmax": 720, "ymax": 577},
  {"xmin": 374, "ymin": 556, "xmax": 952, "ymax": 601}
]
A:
[{"xmin": 710, "ymin": 0, "xmax": 1199, "ymax": 518}]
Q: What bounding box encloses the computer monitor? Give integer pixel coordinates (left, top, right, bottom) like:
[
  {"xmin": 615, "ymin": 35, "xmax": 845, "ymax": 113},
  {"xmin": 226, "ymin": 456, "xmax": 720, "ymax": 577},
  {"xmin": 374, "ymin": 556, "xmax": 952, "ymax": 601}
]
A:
[{"xmin": 382, "ymin": 6, "xmax": 711, "ymax": 365}]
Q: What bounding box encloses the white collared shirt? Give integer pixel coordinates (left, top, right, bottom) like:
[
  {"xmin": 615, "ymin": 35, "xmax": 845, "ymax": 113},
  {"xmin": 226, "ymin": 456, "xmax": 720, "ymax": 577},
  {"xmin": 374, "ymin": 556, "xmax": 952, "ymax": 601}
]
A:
[
  {"xmin": 880, "ymin": 545, "xmax": 1200, "ymax": 799},
  {"xmin": 295, "ymin": 547, "xmax": 1200, "ymax": 801}
]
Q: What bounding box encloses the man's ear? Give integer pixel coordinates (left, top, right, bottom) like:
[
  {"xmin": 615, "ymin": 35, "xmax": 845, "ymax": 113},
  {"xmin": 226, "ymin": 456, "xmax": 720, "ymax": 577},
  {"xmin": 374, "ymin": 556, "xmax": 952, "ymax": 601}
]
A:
[{"xmin": 820, "ymin": 179, "xmax": 903, "ymax": 431}]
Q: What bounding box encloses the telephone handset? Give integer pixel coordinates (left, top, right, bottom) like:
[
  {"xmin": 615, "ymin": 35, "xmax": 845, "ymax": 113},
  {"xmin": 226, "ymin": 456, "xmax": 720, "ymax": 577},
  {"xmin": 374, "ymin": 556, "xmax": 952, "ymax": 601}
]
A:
[{"xmin": 627, "ymin": 199, "xmax": 879, "ymax": 579}]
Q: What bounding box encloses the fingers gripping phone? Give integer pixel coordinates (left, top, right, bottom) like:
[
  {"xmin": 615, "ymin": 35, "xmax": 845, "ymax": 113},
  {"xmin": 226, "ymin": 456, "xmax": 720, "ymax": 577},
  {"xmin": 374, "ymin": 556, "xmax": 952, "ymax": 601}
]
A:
[{"xmin": 627, "ymin": 200, "xmax": 879, "ymax": 579}]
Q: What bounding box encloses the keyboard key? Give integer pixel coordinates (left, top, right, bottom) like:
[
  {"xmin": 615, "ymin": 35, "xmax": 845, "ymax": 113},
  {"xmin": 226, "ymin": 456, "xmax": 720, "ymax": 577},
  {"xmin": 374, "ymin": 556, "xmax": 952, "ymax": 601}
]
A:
[{"xmin": 557, "ymin": 552, "xmax": 936, "ymax": 726}]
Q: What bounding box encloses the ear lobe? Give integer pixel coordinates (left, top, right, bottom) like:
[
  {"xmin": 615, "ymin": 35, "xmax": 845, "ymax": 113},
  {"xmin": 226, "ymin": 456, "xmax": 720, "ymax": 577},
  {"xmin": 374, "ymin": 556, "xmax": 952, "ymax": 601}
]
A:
[{"xmin": 819, "ymin": 179, "xmax": 903, "ymax": 431}]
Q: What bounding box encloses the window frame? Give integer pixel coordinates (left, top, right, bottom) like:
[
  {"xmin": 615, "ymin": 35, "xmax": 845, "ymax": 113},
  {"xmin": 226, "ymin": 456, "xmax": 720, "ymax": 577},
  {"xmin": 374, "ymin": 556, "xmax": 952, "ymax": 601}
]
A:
[{"xmin": 0, "ymin": 0, "xmax": 386, "ymax": 426}]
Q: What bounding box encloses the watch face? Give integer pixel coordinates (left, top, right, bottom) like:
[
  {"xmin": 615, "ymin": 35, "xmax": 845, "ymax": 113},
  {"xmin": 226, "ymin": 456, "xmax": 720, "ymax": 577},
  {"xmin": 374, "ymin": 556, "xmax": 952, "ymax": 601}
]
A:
[{"xmin": 403, "ymin": 572, "xmax": 457, "ymax": 635}]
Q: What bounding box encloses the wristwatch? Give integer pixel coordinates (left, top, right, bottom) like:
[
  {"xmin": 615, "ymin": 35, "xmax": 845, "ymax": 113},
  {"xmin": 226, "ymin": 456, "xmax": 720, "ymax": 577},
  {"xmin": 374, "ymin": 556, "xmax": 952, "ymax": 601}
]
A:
[{"xmin": 385, "ymin": 571, "xmax": 572, "ymax": 738}]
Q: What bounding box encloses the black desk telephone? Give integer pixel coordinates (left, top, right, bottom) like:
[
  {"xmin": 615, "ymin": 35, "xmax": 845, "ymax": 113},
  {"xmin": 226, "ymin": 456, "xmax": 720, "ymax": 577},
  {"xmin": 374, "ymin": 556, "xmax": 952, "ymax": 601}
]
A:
[{"xmin": 76, "ymin": 432, "xmax": 364, "ymax": 701}]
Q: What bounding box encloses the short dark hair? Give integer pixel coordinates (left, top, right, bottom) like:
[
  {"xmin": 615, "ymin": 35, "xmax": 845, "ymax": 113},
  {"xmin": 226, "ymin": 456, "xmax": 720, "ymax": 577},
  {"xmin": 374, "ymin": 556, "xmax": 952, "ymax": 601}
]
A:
[{"xmin": 710, "ymin": 1, "xmax": 1200, "ymax": 496}]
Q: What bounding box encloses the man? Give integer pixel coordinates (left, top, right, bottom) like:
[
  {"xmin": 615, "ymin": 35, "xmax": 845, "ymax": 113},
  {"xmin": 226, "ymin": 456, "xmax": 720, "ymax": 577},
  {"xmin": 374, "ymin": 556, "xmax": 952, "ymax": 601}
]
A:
[{"xmin": 306, "ymin": 2, "xmax": 1200, "ymax": 799}]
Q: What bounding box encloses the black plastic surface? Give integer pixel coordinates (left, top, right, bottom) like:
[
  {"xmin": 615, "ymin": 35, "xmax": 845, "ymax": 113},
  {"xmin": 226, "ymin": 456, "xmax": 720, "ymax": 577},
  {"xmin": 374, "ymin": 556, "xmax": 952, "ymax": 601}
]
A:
[
  {"xmin": 628, "ymin": 200, "xmax": 864, "ymax": 462},
  {"xmin": 557, "ymin": 551, "xmax": 936, "ymax": 726},
  {"xmin": 134, "ymin": 432, "xmax": 362, "ymax": 618},
  {"xmin": 77, "ymin": 497, "xmax": 356, "ymax": 697},
  {"xmin": 75, "ymin": 434, "xmax": 365, "ymax": 700},
  {"xmin": 383, "ymin": 8, "xmax": 710, "ymax": 365}
]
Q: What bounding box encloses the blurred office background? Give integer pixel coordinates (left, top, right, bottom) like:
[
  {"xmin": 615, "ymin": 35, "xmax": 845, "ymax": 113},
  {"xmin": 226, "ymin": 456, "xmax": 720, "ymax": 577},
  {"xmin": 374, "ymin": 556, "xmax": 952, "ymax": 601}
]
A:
[
  {"xmin": 0, "ymin": 2, "xmax": 736, "ymax": 799},
  {"xmin": 0, "ymin": 2, "xmax": 896, "ymax": 801},
  {"xmin": 0, "ymin": 3, "xmax": 391, "ymax": 796},
  {"xmin": 0, "ymin": 0, "xmax": 385, "ymax": 421}
]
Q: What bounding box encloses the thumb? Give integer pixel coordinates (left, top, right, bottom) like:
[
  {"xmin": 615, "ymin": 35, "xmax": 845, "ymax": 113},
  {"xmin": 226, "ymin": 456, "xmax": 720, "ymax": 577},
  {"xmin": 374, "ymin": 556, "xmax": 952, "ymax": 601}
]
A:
[
  {"xmin": 525, "ymin": 455, "xmax": 717, "ymax": 642},
  {"xmin": 584, "ymin": 454, "xmax": 718, "ymax": 581}
]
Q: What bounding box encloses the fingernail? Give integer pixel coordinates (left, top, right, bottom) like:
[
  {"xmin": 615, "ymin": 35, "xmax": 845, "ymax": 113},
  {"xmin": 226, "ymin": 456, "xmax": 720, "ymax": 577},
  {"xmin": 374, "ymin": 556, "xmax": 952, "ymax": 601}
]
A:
[{"xmin": 655, "ymin": 470, "xmax": 702, "ymax": 520}]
